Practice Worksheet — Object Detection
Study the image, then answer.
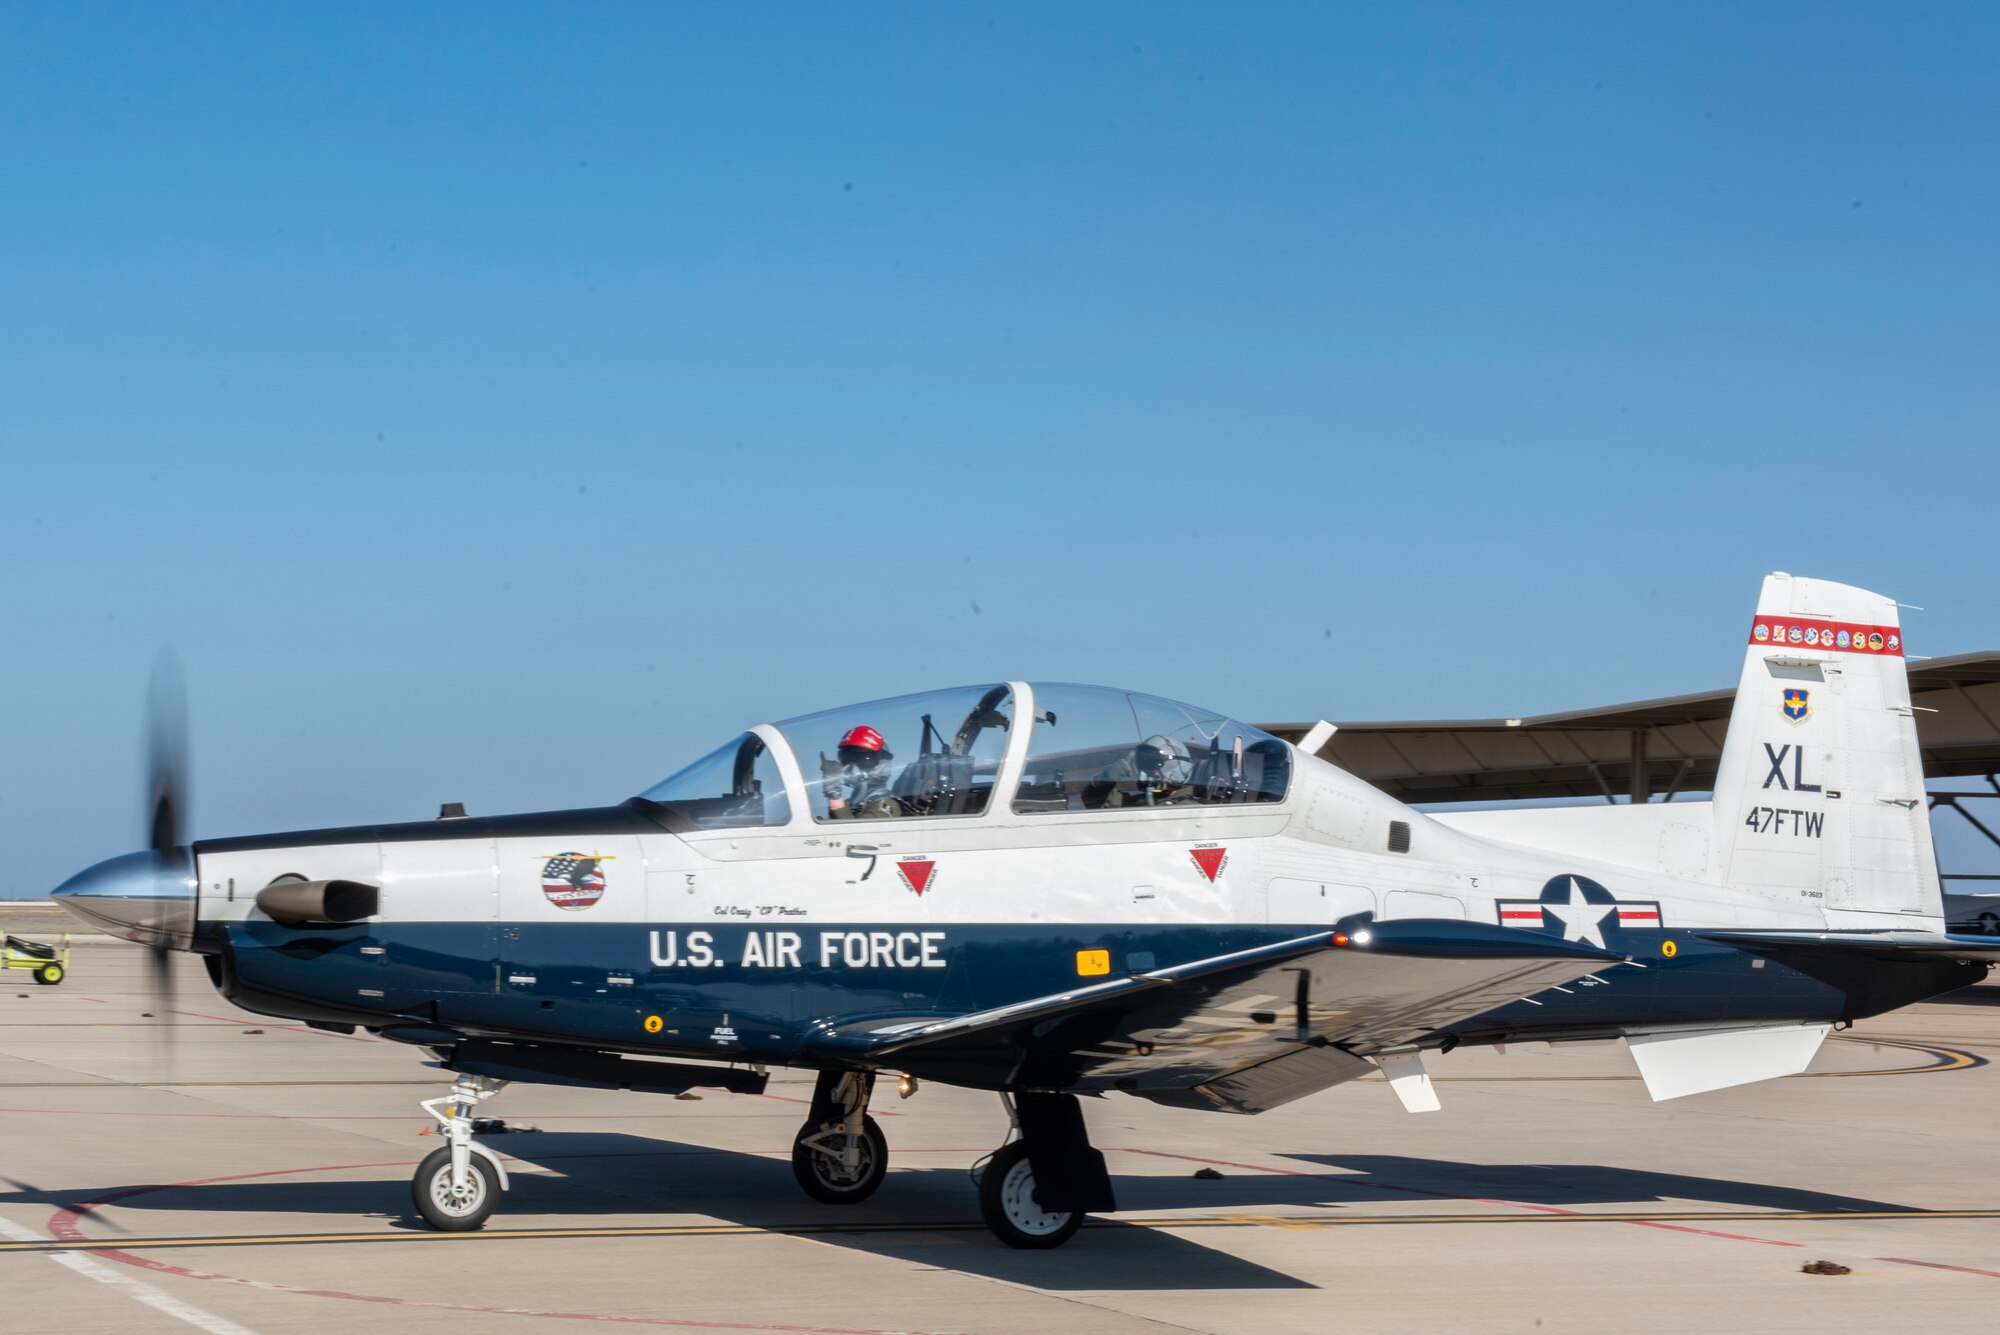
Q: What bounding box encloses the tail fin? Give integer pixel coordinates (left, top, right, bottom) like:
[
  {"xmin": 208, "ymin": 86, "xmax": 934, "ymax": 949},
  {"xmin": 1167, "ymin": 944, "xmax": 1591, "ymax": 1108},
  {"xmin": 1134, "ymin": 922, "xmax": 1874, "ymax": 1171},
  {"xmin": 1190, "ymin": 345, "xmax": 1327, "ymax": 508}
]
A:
[{"xmin": 1709, "ymin": 574, "xmax": 1939, "ymax": 926}]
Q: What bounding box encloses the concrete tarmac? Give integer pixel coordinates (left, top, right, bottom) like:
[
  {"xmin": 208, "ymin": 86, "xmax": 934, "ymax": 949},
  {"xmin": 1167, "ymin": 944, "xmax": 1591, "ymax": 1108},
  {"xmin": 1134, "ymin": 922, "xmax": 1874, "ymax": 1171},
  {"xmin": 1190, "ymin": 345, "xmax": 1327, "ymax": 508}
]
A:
[{"xmin": 5, "ymin": 936, "xmax": 2000, "ymax": 1334}]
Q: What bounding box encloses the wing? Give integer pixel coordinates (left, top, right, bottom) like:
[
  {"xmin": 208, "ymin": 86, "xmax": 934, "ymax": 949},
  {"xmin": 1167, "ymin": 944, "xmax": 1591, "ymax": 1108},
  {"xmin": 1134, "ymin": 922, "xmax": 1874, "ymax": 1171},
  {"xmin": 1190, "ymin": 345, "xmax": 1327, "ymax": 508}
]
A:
[
  {"xmin": 802, "ymin": 920, "xmax": 1620, "ymax": 1114},
  {"xmin": 1698, "ymin": 927, "xmax": 2000, "ymax": 966}
]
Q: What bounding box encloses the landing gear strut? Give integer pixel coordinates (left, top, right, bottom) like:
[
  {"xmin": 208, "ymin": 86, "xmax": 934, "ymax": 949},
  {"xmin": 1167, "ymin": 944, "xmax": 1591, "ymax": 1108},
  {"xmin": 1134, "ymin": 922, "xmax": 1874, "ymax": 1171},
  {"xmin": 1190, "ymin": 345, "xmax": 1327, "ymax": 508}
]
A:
[
  {"xmin": 412, "ymin": 1073, "xmax": 513, "ymax": 1231},
  {"xmin": 977, "ymin": 1092, "xmax": 1113, "ymax": 1249},
  {"xmin": 791, "ymin": 1070, "xmax": 888, "ymax": 1204}
]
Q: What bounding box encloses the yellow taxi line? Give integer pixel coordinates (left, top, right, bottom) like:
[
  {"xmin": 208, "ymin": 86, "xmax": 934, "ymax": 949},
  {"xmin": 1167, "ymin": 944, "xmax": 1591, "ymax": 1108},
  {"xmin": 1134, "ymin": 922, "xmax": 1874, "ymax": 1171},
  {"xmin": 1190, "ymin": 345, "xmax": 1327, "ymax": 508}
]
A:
[{"xmin": 7, "ymin": 1207, "xmax": 2000, "ymax": 1254}]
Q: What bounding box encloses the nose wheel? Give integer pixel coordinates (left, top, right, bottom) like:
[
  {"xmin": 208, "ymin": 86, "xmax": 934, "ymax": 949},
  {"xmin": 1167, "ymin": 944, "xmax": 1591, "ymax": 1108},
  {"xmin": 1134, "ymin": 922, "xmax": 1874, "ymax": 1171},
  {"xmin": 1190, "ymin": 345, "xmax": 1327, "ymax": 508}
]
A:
[
  {"xmin": 791, "ymin": 1070, "xmax": 888, "ymax": 1204},
  {"xmin": 411, "ymin": 1073, "xmax": 512, "ymax": 1231},
  {"xmin": 413, "ymin": 1144, "xmax": 500, "ymax": 1230}
]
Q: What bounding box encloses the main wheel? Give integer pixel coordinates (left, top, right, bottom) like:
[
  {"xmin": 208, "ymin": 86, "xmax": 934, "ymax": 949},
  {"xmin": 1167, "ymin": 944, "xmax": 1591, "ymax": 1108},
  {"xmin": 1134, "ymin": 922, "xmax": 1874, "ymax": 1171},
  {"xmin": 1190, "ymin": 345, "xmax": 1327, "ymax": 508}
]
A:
[
  {"xmin": 978, "ymin": 1141, "xmax": 1082, "ymax": 1249},
  {"xmin": 34, "ymin": 963, "xmax": 63, "ymax": 985},
  {"xmin": 791, "ymin": 1114, "xmax": 887, "ymax": 1204},
  {"xmin": 412, "ymin": 1146, "xmax": 499, "ymax": 1231}
]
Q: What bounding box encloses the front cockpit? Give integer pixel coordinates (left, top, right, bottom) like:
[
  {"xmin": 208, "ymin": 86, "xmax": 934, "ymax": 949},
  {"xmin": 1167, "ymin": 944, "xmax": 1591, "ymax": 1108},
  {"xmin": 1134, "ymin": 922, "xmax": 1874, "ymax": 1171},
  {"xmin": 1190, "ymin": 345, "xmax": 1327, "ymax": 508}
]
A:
[
  {"xmin": 634, "ymin": 683, "xmax": 1292, "ymax": 831},
  {"xmin": 779, "ymin": 683, "xmax": 1016, "ymax": 821}
]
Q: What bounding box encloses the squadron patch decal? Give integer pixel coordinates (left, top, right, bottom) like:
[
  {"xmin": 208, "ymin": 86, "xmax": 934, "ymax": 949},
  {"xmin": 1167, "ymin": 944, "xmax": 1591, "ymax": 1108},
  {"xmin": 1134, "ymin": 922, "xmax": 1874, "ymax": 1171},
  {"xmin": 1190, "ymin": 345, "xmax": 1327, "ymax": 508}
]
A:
[
  {"xmin": 1748, "ymin": 616, "xmax": 1903, "ymax": 657},
  {"xmin": 1782, "ymin": 688, "xmax": 1811, "ymax": 723},
  {"xmin": 541, "ymin": 852, "xmax": 608, "ymax": 911}
]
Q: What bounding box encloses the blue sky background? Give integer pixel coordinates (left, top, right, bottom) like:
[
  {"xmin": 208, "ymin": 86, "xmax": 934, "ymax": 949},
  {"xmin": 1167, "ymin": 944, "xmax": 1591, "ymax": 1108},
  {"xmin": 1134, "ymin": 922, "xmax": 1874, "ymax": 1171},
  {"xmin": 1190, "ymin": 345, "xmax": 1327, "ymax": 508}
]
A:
[{"xmin": 3, "ymin": 4, "xmax": 1997, "ymax": 895}]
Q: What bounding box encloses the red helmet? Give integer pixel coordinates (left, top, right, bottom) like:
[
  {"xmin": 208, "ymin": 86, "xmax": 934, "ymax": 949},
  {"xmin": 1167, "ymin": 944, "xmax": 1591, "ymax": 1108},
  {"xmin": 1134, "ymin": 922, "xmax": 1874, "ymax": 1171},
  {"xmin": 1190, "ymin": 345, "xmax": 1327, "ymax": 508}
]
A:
[{"xmin": 838, "ymin": 725, "xmax": 886, "ymax": 753}]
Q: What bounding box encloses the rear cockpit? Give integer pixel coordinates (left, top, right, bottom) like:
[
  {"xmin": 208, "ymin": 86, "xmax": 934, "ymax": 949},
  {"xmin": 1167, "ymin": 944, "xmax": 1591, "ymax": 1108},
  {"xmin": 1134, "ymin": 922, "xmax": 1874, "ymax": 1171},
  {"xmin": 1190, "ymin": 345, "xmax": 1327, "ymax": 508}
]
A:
[
  {"xmin": 1010, "ymin": 684, "xmax": 1290, "ymax": 813},
  {"xmin": 635, "ymin": 683, "xmax": 1291, "ymax": 831}
]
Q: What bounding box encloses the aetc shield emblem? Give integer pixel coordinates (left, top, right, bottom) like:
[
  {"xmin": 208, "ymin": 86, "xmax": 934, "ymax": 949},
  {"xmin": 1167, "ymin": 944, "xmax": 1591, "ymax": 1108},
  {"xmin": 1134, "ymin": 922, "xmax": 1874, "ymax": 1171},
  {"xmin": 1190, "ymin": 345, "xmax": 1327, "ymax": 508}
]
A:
[
  {"xmin": 541, "ymin": 853, "xmax": 607, "ymax": 911},
  {"xmin": 1781, "ymin": 688, "xmax": 1811, "ymax": 724}
]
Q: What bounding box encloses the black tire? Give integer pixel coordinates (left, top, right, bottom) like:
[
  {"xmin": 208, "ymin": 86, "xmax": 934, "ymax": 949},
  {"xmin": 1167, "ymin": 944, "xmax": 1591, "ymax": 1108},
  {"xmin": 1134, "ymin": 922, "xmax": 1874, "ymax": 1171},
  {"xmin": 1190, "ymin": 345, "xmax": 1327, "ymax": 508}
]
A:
[
  {"xmin": 977, "ymin": 1141, "xmax": 1083, "ymax": 1249},
  {"xmin": 34, "ymin": 964, "xmax": 63, "ymax": 985},
  {"xmin": 411, "ymin": 1145, "xmax": 500, "ymax": 1231},
  {"xmin": 790, "ymin": 1113, "xmax": 887, "ymax": 1204}
]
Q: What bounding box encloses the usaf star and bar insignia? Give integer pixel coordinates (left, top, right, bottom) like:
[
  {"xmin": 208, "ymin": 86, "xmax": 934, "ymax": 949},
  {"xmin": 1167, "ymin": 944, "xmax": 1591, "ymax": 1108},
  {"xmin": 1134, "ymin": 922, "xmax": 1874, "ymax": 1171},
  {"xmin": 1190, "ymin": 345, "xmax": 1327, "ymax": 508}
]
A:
[{"xmin": 1496, "ymin": 874, "xmax": 1663, "ymax": 950}]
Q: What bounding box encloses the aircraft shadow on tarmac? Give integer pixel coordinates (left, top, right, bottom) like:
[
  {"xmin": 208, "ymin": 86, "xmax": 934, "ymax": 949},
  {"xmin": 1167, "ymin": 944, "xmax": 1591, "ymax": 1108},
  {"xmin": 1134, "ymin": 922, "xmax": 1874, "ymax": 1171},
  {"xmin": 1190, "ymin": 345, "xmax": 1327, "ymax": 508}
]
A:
[
  {"xmin": 1282, "ymin": 1154, "xmax": 1914, "ymax": 1215},
  {"xmin": 0, "ymin": 1132, "xmax": 1929, "ymax": 1291},
  {"xmin": 1936, "ymin": 981, "xmax": 2000, "ymax": 1007}
]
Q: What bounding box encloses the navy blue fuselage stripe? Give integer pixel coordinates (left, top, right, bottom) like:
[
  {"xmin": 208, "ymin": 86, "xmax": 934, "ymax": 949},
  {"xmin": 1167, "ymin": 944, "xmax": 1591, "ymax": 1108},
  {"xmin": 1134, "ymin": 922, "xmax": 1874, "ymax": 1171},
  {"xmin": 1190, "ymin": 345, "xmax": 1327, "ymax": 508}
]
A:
[{"xmin": 220, "ymin": 919, "xmax": 1970, "ymax": 1070}]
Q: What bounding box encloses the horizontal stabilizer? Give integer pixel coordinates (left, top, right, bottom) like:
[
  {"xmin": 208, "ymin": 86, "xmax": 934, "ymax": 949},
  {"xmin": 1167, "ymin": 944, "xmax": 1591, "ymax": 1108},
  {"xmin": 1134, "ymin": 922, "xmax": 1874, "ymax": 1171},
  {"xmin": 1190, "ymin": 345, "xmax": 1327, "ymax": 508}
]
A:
[{"xmin": 1625, "ymin": 1024, "xmax": 1831, "ymax": 1100}]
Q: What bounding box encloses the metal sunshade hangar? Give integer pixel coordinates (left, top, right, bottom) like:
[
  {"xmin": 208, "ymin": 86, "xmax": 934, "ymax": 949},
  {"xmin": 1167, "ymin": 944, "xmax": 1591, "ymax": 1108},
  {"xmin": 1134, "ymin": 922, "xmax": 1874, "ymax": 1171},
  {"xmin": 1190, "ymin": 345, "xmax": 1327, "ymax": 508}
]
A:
[{"xmin": 1259, "ymin": 651, "xmax": 2000, "ymax": 806}]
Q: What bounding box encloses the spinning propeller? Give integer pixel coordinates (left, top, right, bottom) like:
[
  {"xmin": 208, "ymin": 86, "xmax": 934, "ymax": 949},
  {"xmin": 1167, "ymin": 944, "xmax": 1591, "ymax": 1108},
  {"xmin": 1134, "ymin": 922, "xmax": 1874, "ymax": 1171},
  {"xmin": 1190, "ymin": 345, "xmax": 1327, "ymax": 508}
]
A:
[
  {"xmin": 142, "ymin": 650, "xmax": 192, "ymax": 1067},
  {"xmin": 50, "ymin": 652, "xmax": 201, "ymax": 1071}
]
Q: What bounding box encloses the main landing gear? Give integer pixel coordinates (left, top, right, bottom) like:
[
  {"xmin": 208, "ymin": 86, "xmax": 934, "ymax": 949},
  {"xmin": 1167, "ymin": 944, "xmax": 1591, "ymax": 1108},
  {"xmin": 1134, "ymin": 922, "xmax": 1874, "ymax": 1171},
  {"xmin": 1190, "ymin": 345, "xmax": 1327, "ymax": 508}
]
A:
[
  {"xmin": 413, "ymin": 1073, "xmax": 513, "ymax": 1231},
  {"xmin": 407, "ymin": 1063, "xmax": 1109, "ymax": 1249},
  {"xmin": 783, "ymin": 1074, "xmax": 1113, "ymax": 1247},
  {"xmin": 791, "ymin": 1070, "xmax": 888, "ymax": 1204},
  {"xmin": 976, "ymin": 1091, "xmax": 1115, "ymax": 1249}
]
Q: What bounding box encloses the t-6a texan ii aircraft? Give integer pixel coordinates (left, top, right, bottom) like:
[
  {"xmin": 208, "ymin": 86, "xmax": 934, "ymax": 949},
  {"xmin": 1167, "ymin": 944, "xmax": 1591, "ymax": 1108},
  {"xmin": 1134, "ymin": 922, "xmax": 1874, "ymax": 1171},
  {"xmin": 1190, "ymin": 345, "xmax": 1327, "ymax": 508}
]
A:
[{"xmin": 51, "ymin": 574, "xmax": 2000, "ymax": 1248}]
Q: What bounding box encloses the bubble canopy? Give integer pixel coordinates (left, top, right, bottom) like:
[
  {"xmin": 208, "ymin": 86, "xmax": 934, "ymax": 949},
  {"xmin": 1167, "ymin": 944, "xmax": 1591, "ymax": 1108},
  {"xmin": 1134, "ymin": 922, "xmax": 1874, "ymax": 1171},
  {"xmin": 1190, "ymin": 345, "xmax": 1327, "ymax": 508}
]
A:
[
  {"xmin": 1010, "ymin": 684, "xmax": 1291, "ymax": 813},
  {"xmin": 777, "ymin": 684, "xmax": 1016, "ymax": 822},
  {"xmin": 636, "ymin": 683, "xmax": 1290, "ymax": 828}
]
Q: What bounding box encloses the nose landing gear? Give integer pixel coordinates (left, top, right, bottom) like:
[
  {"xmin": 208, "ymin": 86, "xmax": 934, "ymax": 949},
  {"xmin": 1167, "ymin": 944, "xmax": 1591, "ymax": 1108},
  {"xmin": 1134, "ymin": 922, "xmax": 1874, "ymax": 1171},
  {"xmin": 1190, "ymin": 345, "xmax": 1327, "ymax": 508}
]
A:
[
  {"xmin": 791, "ymin": 1070, "xmax": 887, "ymax": 1203},
  {"xmin": 412, "ymin": 1074, "xmax": 512, "ymax": 1231}
]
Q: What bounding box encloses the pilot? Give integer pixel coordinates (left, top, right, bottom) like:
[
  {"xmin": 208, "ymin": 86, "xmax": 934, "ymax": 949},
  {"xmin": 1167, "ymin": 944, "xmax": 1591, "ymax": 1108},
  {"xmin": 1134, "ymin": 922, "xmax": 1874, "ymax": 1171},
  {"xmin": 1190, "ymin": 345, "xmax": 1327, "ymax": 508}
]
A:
[
  {"xmin": 823, "ymin": 725, "xmax": 902, "ymax": 819},
  {"xmin": 1084, "ymin": 734, "xmax": 1192, "ymax": 808}
]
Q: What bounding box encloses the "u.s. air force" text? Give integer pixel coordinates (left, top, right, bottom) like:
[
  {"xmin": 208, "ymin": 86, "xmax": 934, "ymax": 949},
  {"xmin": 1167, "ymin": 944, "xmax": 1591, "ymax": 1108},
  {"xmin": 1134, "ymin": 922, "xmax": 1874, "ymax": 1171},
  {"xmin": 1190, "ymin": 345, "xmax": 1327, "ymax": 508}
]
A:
[{"xmin": 649, "ymin": 929, "xmax": 948, "ymax": 970}]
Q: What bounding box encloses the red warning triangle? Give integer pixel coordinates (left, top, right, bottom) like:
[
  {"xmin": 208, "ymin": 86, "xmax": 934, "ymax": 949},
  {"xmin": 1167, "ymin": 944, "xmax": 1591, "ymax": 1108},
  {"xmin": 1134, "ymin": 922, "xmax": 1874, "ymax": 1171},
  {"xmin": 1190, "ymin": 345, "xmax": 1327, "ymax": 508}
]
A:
[
  {"xmin": 897, "ymin": 860, "xmax": 936, "ymax": 896},
  {"xmin": 1190, "ymin": 847, "xmax": 1227, "ymax": 882}
]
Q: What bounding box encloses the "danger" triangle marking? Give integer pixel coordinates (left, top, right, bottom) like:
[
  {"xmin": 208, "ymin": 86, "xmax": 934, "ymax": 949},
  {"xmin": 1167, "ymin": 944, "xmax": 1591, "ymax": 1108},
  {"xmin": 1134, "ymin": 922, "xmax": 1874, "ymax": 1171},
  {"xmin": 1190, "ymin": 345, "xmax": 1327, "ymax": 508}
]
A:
[
  {"xmin": 1190, "ymin": 847, "xmax": 1227, "ymax": 882},
  {"xmin": 898, "ymin": 860, "xmax": 936, "ymax": 896}
]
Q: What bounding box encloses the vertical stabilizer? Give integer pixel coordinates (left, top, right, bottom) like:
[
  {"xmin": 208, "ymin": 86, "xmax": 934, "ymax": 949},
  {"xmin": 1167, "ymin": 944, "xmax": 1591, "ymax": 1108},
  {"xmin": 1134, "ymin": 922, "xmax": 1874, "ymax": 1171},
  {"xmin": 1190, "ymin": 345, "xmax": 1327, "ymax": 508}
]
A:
[{"xmin": 1708, "ymin": 574, "xmax": 1940, "ymax": 927}]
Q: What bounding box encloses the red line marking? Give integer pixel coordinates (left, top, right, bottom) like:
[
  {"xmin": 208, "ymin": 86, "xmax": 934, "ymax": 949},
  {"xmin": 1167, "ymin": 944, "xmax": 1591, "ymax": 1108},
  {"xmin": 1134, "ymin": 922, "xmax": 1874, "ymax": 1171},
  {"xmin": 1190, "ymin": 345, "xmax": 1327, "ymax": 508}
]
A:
[
  {"xmin": 1120, "ymin": 1147, "xmax": 1802, "ymax": 1246},
  {"xmin": 1879, "ymin": 1256, "xmax": 2000, "ymax": 1279},
  {"xmin": 1627, "ymin": 1220, "xmax": 1800, "ymax": 1248},
  {"xmin": 70, "ymin": 1250, "xmax": 974, "ymax": 1334},
  {"xmin": 46, "ymin": 1159, "xmax": 973, "ymax": 1332},
  {"xmin": 44, "ymin": 1139, "xmax": 1978, "ymax": 1320}
]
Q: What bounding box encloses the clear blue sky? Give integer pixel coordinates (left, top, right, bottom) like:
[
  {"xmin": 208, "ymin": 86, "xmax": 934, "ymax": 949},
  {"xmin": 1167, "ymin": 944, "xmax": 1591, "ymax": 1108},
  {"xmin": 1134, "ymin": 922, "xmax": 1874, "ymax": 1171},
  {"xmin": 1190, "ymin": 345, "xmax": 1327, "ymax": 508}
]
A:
[{"xmin": 4, "ymin": 4, "xmax": 1998, "ymax": 895}]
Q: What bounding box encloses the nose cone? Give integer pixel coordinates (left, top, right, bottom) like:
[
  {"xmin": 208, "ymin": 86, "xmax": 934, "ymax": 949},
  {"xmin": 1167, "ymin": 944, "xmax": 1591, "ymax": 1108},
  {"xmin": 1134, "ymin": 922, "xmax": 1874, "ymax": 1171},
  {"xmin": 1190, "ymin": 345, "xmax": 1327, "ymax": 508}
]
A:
[{"xmin": 52, "ymin": 848, "xmax": 197, "ymax": 948}]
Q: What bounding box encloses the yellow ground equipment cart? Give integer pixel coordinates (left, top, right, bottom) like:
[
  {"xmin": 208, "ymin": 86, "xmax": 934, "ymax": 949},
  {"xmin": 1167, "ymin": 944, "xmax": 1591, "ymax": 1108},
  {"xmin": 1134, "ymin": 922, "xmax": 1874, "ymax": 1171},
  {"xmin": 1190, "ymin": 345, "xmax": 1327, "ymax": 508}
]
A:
[{"xmin": 3, "ymin": 935, "xmax": 69, "ymax": 985}]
